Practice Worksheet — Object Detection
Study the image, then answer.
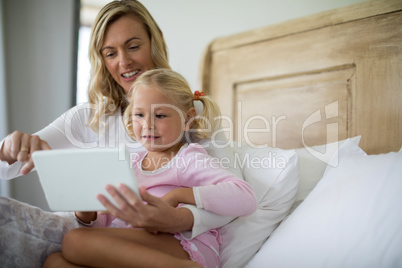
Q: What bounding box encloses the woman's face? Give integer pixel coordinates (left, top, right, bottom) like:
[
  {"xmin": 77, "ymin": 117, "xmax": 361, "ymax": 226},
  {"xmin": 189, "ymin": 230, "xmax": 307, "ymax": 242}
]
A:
[{"xmin": 101, "ymin": 14, "xmax": 155, "ymax": 94}]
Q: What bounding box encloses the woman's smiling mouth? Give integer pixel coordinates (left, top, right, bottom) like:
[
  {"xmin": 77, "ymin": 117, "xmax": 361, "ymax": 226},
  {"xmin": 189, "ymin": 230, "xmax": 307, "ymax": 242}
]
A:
[{"xmin": 122, "ymin": 70, "xmax": 139, "ymax": 78}]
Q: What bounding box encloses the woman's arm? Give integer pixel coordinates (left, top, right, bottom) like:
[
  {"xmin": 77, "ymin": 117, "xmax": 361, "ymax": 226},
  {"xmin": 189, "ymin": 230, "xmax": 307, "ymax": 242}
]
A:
[
  {"xmin": 0, "ymin": 104, "xmax": 90, "ymax": 179},
  {"xmin": 162, "ymin": 181, "xmax": 257, "ymax": 217},
  {"xmin": 0, "ymin": 131, "xmax": 51, "ymax": 178},
  {"xmin": 161, "ymin": 188, "xmax": 195, "ymax": 208}
]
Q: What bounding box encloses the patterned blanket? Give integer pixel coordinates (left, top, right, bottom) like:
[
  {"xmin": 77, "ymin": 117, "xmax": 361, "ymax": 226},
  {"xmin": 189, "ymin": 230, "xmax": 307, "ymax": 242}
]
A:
[{"xmin": 0, "ymin": 197, "xmax": 80, "ymax": 268}]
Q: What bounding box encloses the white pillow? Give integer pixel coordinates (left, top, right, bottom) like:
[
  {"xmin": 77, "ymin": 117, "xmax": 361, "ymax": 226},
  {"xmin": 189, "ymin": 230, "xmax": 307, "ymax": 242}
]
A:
[
  {"xmin": 293, "ymin": 136, "xmax": 361, "ymax": 208},
  {"xmin": 247, "ymin": 143, "xmax": 402, "ymax": 268},
  {"xmin": 220, "ymin": 145, "xmax": 299, "ymax": 268}
]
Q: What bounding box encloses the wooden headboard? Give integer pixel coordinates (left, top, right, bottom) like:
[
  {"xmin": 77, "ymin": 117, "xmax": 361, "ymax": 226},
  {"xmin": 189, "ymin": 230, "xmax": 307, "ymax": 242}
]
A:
[{"xmin": 199, "ymin": 0, "xmax": 402, "ymax": 154}]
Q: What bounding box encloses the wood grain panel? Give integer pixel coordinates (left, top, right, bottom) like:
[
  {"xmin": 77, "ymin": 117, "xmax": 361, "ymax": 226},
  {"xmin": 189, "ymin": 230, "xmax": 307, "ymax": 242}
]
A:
[{"xmin": 234, "ymin": 68, "xmax": 354, "ymax": 149}]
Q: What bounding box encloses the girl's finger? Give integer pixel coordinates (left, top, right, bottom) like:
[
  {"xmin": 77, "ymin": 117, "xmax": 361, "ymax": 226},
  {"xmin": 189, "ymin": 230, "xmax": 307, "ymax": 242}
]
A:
[
  {"xmin": 105, "ymin": 184, "xmax": 138, "ymax": 214},
  {"xmin": 117, "ymin": 183, "xmax": 143, "ymax": 207},
  {"xmin": 97, "ymin": 193, "xmax": 121, "ymax": 216}
]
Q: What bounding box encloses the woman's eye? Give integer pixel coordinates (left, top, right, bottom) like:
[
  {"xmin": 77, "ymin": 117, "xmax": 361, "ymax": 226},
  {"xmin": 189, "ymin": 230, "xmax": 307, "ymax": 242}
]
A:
[
  {"xmin": 105, "ymin": 52, "xmax": 116, "ymax": 58},
  {"xmin": 129, "ymin": 45, "xmax": 140, "ymax": 50}
]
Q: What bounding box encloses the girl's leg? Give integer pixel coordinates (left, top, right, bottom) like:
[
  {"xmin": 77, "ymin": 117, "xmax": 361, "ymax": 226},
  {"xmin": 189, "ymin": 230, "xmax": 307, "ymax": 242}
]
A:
[
  {"xmin": 43, "ymin": 252, "xmax": 86, "ymax": 268},
  {"xmin": 62, "ymin": 227, "xmax": 202, "ymax": 268}
]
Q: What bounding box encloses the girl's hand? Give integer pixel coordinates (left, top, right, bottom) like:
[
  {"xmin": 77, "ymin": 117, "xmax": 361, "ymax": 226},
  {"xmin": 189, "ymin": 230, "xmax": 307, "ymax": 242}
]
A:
[
  {"xmin": 0, "ymin": 131, "xmax": 51, "ymax": 175},
  {"xmin": 74, "ymin": 211, "xmax": 97, "ymax": 224},
  {"xmin": 96, "ymin": 184, "xmax": 194, "ymax": 234}
]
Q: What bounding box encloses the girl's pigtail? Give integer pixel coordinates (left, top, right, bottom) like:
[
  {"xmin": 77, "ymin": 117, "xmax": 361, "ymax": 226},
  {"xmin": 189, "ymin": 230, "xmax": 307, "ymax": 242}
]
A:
[{"xmin": 194, "ymin": 95, "xmax": 221, "ymax": 139}]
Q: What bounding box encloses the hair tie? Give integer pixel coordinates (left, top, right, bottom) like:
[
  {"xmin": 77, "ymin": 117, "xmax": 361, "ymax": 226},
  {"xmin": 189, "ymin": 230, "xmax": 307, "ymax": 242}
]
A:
[{"xmin": 194, "ymin": 90, "xmax": 205, "ymax": 101}]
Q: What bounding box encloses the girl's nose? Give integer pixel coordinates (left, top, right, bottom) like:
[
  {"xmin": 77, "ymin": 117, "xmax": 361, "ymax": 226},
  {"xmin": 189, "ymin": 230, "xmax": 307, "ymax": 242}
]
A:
[{"xmin": 142, "ymin": 116, "xmax": 154, "ymax": 129}]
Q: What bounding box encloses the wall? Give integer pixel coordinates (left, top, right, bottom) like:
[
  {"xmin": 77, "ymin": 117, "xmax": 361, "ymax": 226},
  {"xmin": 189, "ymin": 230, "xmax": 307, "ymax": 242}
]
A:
[
  {"xmin": 140, "ymin": 0, "xmax": 368, "ymax": 91},
  {"xmin": 82, "ymin": 0, "xmax": 368, "ymax": 94},
  {"xmin": 0, "ymin": 0, "xmax": 9, "ymax": 196},
  {"xmin": 1, "ymin": 0, "xmax": 79, "ymax": 209}
]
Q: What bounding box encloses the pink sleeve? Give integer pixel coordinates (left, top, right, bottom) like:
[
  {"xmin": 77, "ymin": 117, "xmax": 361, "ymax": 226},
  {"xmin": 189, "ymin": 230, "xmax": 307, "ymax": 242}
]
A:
[
  {"xmin": 178, "ymin": 144, "xmax": 257, "ymax": 217},
  {"xmin": 90, "ymin": 213, "xmax": 116, "ymax": 227}
]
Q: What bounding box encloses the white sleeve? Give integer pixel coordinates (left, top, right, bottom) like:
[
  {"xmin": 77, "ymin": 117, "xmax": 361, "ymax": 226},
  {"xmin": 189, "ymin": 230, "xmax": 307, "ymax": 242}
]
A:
[
  {"xmin": 0, "ymin": 124, "xmax": 71, "ymax": 180},
  {"xmin": 0, "ymin": 138, "xmax": 22, "ymax": 180},
  {"xmin": 178, "ymin": 141, "xmax": 244, "ymax": 239},
  {"xmin": 180, "ymin": 204, "xmax": 235, "ymax": 240},
  {"xmin": 0, "ymin": 103, "xmax": 91, "ymax": 180}
]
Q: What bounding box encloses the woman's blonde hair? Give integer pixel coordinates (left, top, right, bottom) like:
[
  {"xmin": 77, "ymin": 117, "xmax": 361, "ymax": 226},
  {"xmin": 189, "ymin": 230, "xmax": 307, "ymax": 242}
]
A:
[
  {"xmin": 87, "ymin": 0, "xmax": 171, "ymax": 132},
  {"xmin": 124, "ymin": 69, "xmax": 221, "ymax": 141}
]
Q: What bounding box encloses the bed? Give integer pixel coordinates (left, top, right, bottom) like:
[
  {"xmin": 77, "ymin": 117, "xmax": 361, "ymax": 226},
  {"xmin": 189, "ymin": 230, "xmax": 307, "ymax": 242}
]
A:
[{"xmin": 198, "ymin": 0, "xmax": 402, "ymax": 267}]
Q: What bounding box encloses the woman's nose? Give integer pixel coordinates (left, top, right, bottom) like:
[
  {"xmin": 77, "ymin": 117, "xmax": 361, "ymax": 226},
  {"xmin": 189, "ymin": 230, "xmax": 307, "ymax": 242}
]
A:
[{"xmin": 119, "ymin": 51, "xmax": 132, "ymax": 68}]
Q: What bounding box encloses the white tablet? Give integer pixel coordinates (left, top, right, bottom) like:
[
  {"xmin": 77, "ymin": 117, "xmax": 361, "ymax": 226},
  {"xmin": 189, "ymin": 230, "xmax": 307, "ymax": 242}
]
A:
[{"xmin": 32, "ymin": 148, "xmax": 139, "ymax": 212}]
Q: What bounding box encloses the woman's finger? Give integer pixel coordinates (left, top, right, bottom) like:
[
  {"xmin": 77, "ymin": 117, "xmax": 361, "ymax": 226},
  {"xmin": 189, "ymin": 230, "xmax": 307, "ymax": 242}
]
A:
[
  {"xmin": 20, "ymin": 136, "xmax": 51, "ymax": 175},
  {"xmin": 16, "ymin": 133, "xmax": 31, "ymax": 162},
  {"xmin": 20, "ymin": 135, "xmax": 39, "ymax": 174},
  {"xmin": 5, "ymin": 131, "xmax": 23, "ymax": 159},
  {"xmin": 40, "ymin": 139, "xmax": 51, "ymax": 150}
]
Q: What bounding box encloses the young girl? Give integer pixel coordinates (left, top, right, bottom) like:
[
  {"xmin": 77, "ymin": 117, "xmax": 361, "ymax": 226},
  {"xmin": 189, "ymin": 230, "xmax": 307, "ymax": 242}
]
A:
[{"xmin": 47, "ymin": 69, "xmax": 257, "ymax": 268}]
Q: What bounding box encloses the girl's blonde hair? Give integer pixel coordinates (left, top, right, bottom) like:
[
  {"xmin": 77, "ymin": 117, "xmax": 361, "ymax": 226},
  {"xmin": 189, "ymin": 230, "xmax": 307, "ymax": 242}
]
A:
[
  {"xmin": 124, "ymin": 69, "xmax": 221, "ymax": 141},
  {"xmin": 87, "ymin": 0, "xmax": 171, "ymax": 132}
]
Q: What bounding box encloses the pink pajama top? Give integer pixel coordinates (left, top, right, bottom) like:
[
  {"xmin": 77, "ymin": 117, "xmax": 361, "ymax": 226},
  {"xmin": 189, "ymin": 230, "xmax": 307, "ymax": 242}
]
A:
[{"xmin": 93, "ymin": 143, "xmax": 257, "ymax": 267}]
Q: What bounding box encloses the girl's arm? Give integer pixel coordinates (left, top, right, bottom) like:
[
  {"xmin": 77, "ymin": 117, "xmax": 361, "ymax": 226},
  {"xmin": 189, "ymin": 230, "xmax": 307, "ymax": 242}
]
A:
[
  {"xmin": 193, "ymin": 180, "xmax": 257, "ymax": 217},
  {"xmin": 176, "ymin": 145, "xmax": 258, "ymax": 218}
]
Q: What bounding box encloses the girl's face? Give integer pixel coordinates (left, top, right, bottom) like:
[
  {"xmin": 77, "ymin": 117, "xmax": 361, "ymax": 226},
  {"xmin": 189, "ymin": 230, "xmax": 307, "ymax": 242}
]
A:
[
  {"xmin": 102, "ymin": 14, "xmax": 155, "ymax": 94},
  {"xmin": 131, "ymin": 85, "xmax": 193, "ymax": 154}
]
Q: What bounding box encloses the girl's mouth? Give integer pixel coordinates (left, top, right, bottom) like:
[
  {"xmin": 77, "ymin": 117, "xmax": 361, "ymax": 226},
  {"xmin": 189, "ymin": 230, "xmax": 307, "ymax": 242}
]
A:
[{"xmin": 142, "ymin": 135, "xmax": 160, "ymax": 140}]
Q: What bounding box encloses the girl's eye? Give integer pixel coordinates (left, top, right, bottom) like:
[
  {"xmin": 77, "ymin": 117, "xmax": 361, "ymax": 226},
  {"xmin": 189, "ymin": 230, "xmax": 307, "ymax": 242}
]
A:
[
  {"xmin": 134, "ymin": 113, "xmax": 144, "ymax": 118},
  {"xmin": 156, "ymin": 114, "xmax": 166, "ymax": 119}
]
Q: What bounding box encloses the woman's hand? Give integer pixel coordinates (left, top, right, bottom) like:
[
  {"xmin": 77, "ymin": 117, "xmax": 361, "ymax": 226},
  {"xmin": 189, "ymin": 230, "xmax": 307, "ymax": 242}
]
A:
[
  {"xmin": 97, "ymin": 184, "xmax": 194, "ymax": 234},
  {"xmin": 162, "ymin": 188, "xmax": 196, "ymax": 208},
  {"xmin": 0, "ymin": 131, "xmax": 51, "ymax": 175}
]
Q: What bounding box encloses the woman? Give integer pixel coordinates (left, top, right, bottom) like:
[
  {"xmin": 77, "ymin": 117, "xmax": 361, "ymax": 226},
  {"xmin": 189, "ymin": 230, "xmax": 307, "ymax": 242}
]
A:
[{"xmin": 0, "ymin": 1, "xmax": 236, "ymax": 267}]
